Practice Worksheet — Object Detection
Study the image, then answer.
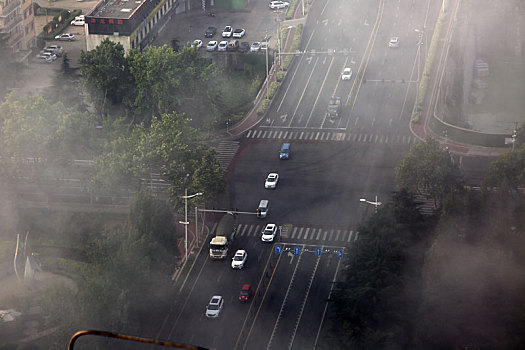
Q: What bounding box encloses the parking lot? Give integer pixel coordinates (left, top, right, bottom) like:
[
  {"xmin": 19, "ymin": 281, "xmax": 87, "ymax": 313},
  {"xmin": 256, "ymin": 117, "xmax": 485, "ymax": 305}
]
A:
[{"xmin": 154, "ymin": 2, "xmax": 288, "ymax": 53}]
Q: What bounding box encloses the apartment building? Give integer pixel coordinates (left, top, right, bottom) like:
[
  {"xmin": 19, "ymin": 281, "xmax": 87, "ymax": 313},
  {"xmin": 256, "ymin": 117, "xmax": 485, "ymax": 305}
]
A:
[{"xmin": 0, "ymin": 0, "xmax": 36, "ymax": 61}]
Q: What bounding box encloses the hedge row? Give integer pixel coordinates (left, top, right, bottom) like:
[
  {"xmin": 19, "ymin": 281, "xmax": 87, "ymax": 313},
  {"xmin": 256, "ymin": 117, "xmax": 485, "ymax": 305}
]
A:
[
  {"xmin": 411, "ymin": 0, "xmax": 449, "ymax": 123},
  {"xmin": 38, "ymin": 8, "xmax": 82, "ymax": 40},
  {"xmin": 257, "ymin": 23, "xmax": 304, "ymax": 115}
]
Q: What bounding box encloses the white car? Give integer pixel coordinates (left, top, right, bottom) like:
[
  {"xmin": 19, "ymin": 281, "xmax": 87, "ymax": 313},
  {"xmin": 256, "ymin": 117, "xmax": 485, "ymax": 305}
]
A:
[
  {"xmin": 205, "ymin": 295, "xmax": 223, "ymax": 318},
  {"xmin": 218, "ymin": 40, "xmax": 228, "ymax": 52},
  {"xmin": 222, "ymin": 26, "xmax": 233, "ymax": 38},
  {"xmin": 341, "ymin": 67, "xmax": 353, "ymax": 80},
  {"xmin": 71, "ymin": 15, "xmax": 85, "ymax": 26},
  {"xmin": 36, "ymin": 51, "xmax": 57, "ymax": 62},
  {"xmin": 191, "ymin": 39, "xmax": 203, "ymax": 49},
  {"xmin": 250, "ymin": 42, "xmax": 261, "ymax": 52},
  {"xmin": 231, "ymin": 250, "xmax": 247, "ymax": 269},
  {"xmin": 207, "ymin": 41, "xmax": 218, "ymax": 51},
  {"xmin": 261, "ymin": 223, "xmax": 277, "ymax": 242},
  {"xmin": 233, "ymin": 28, "xmax": 246, "ymax": 38},
  {"xmin": 389, "ymin": 37, "xmax": 399, "ymax": 48},
  {"xmin": 265, "ymin": 173, "xmax": 279, "ymax": 189},
  {"xmin": 43, "ymin": 45, "xmax": 64, "ymax": 56},
  {"xmin": 55, "ymin": 33, "xmax": 75, "ymax": 41},
  {"xmin": 269, "ymin": 1, "xmax": 290, "ymax": 9}
]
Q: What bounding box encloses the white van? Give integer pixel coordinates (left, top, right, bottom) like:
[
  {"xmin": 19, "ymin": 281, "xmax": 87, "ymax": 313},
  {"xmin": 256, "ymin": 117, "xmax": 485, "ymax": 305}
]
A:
[{"xmin": 257, "ymin": 200, "xmax": 269, "ymax": 218}]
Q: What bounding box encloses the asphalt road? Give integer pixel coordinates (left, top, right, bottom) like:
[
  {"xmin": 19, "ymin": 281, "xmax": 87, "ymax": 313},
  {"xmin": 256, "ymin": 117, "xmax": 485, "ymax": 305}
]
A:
[{"xmin": 153, "ymin": 1, "xmax": 446, "ymax": 349}]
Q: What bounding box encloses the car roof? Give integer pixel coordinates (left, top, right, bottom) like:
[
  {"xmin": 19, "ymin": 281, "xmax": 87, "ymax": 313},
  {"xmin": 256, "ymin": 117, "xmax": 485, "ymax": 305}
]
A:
[
  {"xmin": 210, "ymin": 295, "xmax": 222, "ymax": 302},
  {"xmin": 268, "ymin": 173, "xmax": 278, "ymax": 177},
  {"xmin": 265, "ymin": 223, "xmax": 276, "ymax": 229},
  {"xmin": 235, "ymin": 249, "xmax": 246, "ymax": 255},
  {"xmin": 241, "ymin": 284, "xmax": 251, "ymax": 290}
]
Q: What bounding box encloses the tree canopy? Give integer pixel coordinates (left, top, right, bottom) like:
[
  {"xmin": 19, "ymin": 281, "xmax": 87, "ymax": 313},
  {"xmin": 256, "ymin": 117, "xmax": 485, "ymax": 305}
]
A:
[
  {"xmin": 395, "ymin": 137, "xmax": 462, "ymax": 207},
  {"xmin": 484, "ymin": 145, "xmax": 525, "ymax": 194}
]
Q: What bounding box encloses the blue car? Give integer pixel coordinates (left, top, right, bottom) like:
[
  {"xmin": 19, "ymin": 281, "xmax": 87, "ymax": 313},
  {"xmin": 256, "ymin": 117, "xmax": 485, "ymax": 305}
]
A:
[{"xmin": 280, "ymin": 143, "xmax": 290, "ymax": 159}]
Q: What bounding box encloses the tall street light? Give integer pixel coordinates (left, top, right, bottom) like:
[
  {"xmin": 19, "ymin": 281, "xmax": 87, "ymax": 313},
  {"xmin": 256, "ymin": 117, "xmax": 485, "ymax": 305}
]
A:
[
  {"xmin": 179, "ymin": 189, "xmax": 203, "ymax": 263},
  {"xmin": 360, "ymin": 196, "xmax": 382, "ymax": 213}
]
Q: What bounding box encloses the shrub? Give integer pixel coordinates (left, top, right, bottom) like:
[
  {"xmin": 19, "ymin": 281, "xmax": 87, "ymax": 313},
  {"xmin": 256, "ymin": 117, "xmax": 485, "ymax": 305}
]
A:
[{"xmin": 257, "ymin": 98, "xmax": 270, "ymax": 115}]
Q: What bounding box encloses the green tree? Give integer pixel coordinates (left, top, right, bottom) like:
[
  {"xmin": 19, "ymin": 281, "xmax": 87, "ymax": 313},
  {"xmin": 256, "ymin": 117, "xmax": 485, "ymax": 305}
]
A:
[
  {"xmin": 331, "ymin": 190, "xmax": 429, "ymax": 349},
  {"xmin": 79, "ymin": 39, "xmax": 133, "ymax": 117},
  {"xmin": 483, "ymin": 145, "xmax": 525, "ymax": 194},
  {"xmin": 191, "ymin": 148, "xmax": 224, "ymax": 202},
  {"xmin": 127, "ymin": 46, "xmax": 181, "ymax": 124},
  {"xmin": 395, "ymin": 137, "xmax": 462, "ymax": 207},
  {"xmin": 0, "ymin": 93, "xmax": 97, "ymax": 181}
]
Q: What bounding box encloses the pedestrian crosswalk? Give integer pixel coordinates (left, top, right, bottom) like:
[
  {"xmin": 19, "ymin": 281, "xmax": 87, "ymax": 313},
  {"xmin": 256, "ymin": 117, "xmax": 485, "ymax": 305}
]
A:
[
  {"xmin": 233, "ymin": 223, "xmax": 359, "ymax": 243},
  {"xmin": 245, "ymin": 129, "xmax": 419, "ymax": 144},
  {"xmin": 215, "ymin": 141, "xmax": 240, "ymax": 171}
]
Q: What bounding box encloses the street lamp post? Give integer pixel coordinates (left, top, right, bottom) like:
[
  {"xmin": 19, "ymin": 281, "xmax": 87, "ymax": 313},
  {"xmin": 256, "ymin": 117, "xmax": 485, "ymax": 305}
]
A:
[
  {"xmin": 265, "ymin": 32, "xmax": 269, "ymax": 100},
  {"xmin": 360, "ymin": 196, "xmax": 382, "ymax": 213},
  {"xmin": 179, "ymin": 189, "xmax": 203, "ymax": 263},
  {"xmin": 512, "ymin": 123, "xmax": 518, "ymax": 150}
]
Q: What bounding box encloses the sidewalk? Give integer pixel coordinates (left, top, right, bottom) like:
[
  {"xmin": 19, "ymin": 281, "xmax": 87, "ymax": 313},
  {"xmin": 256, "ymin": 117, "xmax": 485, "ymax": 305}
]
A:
[{"xmin": 409, "ymin": 0, "xmax": 508, "ymax": 158}]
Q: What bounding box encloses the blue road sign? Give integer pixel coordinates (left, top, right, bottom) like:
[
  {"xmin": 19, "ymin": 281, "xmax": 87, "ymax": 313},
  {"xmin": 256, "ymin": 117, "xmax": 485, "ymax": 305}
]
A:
[
  {"xmin": 316, "ymin": 248, "xmax": 322, "ymax": 256},
  {"xmin": 275, "ymin": 245, "xmax": 282, "ymax": 255},
  {"xmin": 294, "ymin": 246, "xmax": 300, "ymax": 255},
  {"xmin": 336, "ymin": 249, "xmax": 343, "ymax": 258}
]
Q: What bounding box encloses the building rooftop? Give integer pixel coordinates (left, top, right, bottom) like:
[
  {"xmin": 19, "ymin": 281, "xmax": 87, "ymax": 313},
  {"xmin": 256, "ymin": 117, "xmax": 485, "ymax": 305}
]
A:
[{"xmin": 88, "ymin": 0, "xmax": 145, "ymax": 20}]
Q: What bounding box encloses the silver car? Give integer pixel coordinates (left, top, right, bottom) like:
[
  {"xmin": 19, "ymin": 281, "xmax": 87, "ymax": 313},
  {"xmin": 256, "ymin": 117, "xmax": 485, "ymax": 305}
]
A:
[{"xmin": 205, "ymin": 295, "xmax": 224, "ymax": 318}]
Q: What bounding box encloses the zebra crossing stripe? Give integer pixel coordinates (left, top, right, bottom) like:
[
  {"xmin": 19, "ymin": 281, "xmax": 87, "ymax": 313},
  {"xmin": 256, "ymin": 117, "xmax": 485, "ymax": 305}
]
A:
[
  {"xmin": 328, "ymin": 230, "xmax": 334, "ymax": 241},
  {"xmin": 300, "ymin": 131, "xmax": 304, "ymax": 139},
  {"xmin": 237, "ymin": 224, "xmax": 245, "ymax": 235},
  {"xmin": 283, "ymin": 131, "xmax": 289, "ymax": 139},
  {"xmin": 246, "ymin": 225, "xmax": 256, "ymax": 237},
  {"xmin": 316, "ymin": 229, "xmax": 322, "ymax": 240},
  {"xmin": 374, "ymin": 134, "xmax": 379, "ymax": 143},
  {"xmin": 263, "ymin": 130, "xmax": 268, "ymax": 138},
  {"xmin": 385, "ymin": 135, "xmax": 389, "ymax": 143},
  {"xmin": 357, "ymin": 134, "xmax": 362, "ymax": 142},
  {"xmin": 352, "ymin": 133, "xmax": 358, "ymax": 142},
  {"xmin": 335, "ymin": 230, "xmax": 341, "ymax": 241},
  {"xmin": 304, "ymin": 227, "xmax": 311, "ymax": 239},
  {"xmin": 402, "ymin": 135, "xmax": 407, "ymax": 143},
  {"xmin": 354, "ymin": 232, "xmax": 359, "ymax": 241},
  {"xmin": 347, "ymin": 230, "xmax": 354, "ymax": 242},
  {"xmin": 291, "ymin": 227, "xmax": 298, "ymax": 239},
  {"xmin": 246, "ymin": 130, "xmax": 252, "ymax": 138},
  {"xmin": 322, "ymin": 230, "xmax": 328, "ymax": 240},
  {"xmin": 268, "ymin": 130, "xmax": 274, "ymax": 138},
  {"xmin": 368, "ymin": 134, "xmax": 373, "ymax": 142}
]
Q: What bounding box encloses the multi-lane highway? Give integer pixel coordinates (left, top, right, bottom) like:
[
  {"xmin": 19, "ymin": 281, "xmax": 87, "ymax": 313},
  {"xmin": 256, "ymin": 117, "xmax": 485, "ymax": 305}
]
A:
[{"xmin": 154, "ymin": 0, "xmax": 449, "ymax": 349}]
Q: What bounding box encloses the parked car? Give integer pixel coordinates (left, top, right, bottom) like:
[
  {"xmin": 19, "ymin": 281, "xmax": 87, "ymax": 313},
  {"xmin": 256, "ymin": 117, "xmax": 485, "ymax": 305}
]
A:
[
  {"xmin": 233, "ymin": 28, "xmax": 246, "ymax": 38},
  {"xmin": 55, "ymin": 33, "xmax": 75, "ymax": 41},
  {"xmin": 239, "ymin": 284, "xmax": 252, "ymax": 303},
  {"xmin": 207, "ymin": 40, "xmax": 218, "ymax": 51},
  {"xmin": 222, "ymin": 26, "xmax": 233, "ymax": 38},
  {"xmin": 205, "ymin": 295, "xmax": 224, "ymax": 318},
  {"xmin": 218, "ymin": 40, "xmax": 228, "ymax": 52},
  {"xmin": 269, "ymin": 1, "xmax": 290, "ymax": 9},
  {"xmin": 250, "ymin": 42, "xmax": 261, "ymax": 52},
  {"xmin": 239, "ymin": 41, "xmax": 250, "ymax": 53},
  {"xmin": 205, "ymin": 26, "xmax": 217, "ymax": 38},
  {"xmin": 36, "ymin": 51, "xmax": 57, "ymax": 62},
  {"xmin": 43, "ymin": 45, "xmax": 64, "ymax": 56},
  {"xmin": 191, "ymin": 39, "xmax": 203, "ymax": 49},
  {"xmin": 227, "ymin": 39, "xmax": 239, "ymax": 51},
  {"xmin": 71, "ymin": 15, "xmax": 85, "ymax": 26}
]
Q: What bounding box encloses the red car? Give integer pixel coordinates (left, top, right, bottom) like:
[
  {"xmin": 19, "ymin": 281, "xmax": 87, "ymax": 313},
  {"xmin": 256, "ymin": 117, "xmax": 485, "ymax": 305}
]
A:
[{"xmin": 239, "ymin": 284, "xmax": 252, "ymax": 303}]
